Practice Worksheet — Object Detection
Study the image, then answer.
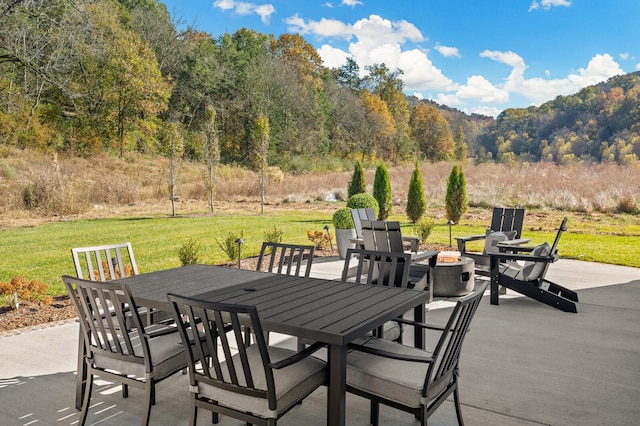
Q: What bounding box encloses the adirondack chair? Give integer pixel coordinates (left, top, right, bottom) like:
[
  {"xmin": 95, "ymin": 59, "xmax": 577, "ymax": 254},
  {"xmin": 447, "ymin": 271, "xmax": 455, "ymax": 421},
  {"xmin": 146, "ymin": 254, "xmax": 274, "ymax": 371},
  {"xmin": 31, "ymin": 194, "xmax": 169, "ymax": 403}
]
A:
[
  {"xmin": 456, "ymin": 207, "xmax": 527, "ymax": 270},
  {"xmin": 351, "ymin": 208, "xmax": 421, "ymax": 253},
  {"xmin": 488, "ymin": 216, "xmax": 579, "ymax": 313},
  {"xmin": 361, "ymin": 220, "xmax": 437, "ymax": 263}
]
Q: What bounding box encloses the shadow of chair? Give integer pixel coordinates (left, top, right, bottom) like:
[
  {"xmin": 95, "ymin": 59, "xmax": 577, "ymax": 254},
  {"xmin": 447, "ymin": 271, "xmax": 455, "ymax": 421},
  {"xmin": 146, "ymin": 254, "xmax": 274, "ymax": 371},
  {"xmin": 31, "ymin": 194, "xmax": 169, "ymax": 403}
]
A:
[
  {"xmin": 345, "ymin": 281, "xmax": 488, "ymax": 426},
  {"xmin": 456, "ymin": 207, "xmax": 526, "ymax": 271},
  {"xmin": 256, "ymin": 242, "xmax": 315, "ymax": 277},
  {"xmin": 167, "ymin": 293, "xmax": 327, "ymax": 426},
  {"xmin": 342, "ymin": 248, "xmax": 430, "ymax": 343},
  {"xmin": 63, "ymin": 275, "xmax": 187, "ymax": 426},
  {"xmin": 488, "ymin": 216, "xmax": 579, "ymax": 313}
]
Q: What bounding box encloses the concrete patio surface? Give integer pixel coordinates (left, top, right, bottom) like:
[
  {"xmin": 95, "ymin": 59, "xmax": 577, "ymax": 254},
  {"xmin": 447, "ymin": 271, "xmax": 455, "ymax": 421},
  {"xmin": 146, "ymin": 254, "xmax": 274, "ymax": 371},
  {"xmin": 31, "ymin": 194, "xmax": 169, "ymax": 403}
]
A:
[{"xmin": 1, "ymin": 257, "xmax": 639, "ymax": 425}]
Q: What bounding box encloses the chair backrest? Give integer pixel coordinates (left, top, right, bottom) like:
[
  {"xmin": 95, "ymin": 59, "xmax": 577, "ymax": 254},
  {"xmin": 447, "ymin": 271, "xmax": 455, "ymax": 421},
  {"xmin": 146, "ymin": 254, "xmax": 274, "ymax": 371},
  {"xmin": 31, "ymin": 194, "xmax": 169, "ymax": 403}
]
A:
[
  {"xmin": 167, "ymin": 293, "xmax": 278, "ymax": 410},
  {"xmin": 361, "ymin": 220, "xmax": 405, "ymax": 253},
  {"xmin": 256, "ymin": 242, "xmax": 315, "ymax": 277},
  {"xmin": 72, "ymin": 242, "xmax": 139, "ymax": 282},
  {"xmin": 490, "ymin": 207, "xmax": 525, "ymax": 238},
  {"xmin": 63, "ymin": 275, "xmax": 150, "ymax": 366},
  {"xmin": 342, "ymin": 248, "xmax": 411, "ymax": 287},
  {"xmin": 351, "ymin": 208, "xmax": 377, "ymax": 238},
  {"xmin": 521, "ymin": 216, "xmax": 568, "ymax": 281},
  {"xmin": 424, "ymin": 281, "xmax": 487, "ymax": 396}
]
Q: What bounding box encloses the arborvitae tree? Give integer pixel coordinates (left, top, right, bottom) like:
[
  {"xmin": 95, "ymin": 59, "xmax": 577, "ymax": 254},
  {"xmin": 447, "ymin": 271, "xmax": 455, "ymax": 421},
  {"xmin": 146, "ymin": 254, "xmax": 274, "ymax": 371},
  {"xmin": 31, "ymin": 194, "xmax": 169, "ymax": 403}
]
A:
[
  {"xmin": 406, "ymin": 162, "xmax": 426, "ymax": 223},
  {"xmin": 373, "ymin": 163, "xmax": 392, "ymax": 219},
  {"xmin": 445, "ymin": 165, "xmax": 468, "ymax": 223},
  {"xmin": 348, "ymin": 161, "xmax": 367, "ymax": 198}
]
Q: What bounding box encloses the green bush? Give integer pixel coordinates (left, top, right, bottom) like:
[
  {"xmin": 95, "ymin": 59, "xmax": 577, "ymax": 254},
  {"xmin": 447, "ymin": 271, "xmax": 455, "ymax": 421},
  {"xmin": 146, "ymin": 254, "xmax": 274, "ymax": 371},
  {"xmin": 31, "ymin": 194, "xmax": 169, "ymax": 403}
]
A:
[
  {"xmin": 445, "ymin": 165, "xmax": 468, "ymax": 223},
  {"xmin": 263, "ymin": 225, "xmax": 284, "ymax": 243},
  {"xmin": 373, "ymin": 163, "xmax": 392, "ymax": 220},
  {"xmin": 178, "ymin": 238, "xmax": 201, "ymax": 266},
  {"xmin": 413, "ymin": 217, "xmax": 435, "ymax": 242},
  {"xmin": 216, "ymin": 230, "xmax": 245, "ymax": 261},
  {"xmin": 333, "ymin": 207, "xmax": 355, "ymax": 229},
  {"xmin": 347, "ymin": 193, "xmax": 379, "ymax": 218},
  {"xmin": 348, "ymin": 161, "xmax": 366, "ymax": 198},
  {"xmin": 406, "ymin": 162, "xmax": 426, "ymax": 223}
]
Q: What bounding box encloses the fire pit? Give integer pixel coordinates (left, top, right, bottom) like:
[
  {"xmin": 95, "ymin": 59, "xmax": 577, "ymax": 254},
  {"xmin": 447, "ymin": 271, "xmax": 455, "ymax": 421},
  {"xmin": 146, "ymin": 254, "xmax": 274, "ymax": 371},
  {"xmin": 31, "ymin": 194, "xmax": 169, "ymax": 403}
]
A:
[{"xmin": 432, "ymin": 255, "xmax": 475, "ymax": 297}]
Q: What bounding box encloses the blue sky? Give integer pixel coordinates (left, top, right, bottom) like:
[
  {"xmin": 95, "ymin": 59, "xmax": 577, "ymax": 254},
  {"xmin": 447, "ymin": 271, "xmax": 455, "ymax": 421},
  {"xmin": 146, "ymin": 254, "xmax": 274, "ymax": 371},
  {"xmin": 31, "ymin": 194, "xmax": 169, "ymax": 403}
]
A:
[{"xmin": 160, "ymin": 0, "xmax": 639, "ymax": 117}]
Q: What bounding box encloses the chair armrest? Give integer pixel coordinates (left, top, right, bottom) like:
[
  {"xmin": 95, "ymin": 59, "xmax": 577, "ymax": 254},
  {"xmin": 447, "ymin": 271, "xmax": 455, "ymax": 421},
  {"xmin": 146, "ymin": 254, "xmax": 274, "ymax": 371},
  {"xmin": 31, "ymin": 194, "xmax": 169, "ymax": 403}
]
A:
[
  {"xmin": 498, "ymin": 238, "xmax": 530, "ymax": 246},
  {"xmin": 392, "ymin": 317, "xmax": 445, "ymax": 331},
  {"xmin": 490, "ymin": 251, "xmax": 559, "ymax": 264},
  {"xmin": 411, "ymin": 250, "xmax": 439, "ymax": 265},
  {"xmin": 402, "ymin": 235, "xmax": 420, "ymax": 253},
  {"xmin": 144, "ymin": 324, "xmax": 179, "ymax": 338},
  {"xmin": 348, "ymin": 340, "xmax": 433, "ymax": 363},
  {"xmin": 455, "ymin": 234, "xmax": 486, "ymax": 243},
  {"xmin": 270, "ymin": 341, "xmax": 326, "ymax": 369}
]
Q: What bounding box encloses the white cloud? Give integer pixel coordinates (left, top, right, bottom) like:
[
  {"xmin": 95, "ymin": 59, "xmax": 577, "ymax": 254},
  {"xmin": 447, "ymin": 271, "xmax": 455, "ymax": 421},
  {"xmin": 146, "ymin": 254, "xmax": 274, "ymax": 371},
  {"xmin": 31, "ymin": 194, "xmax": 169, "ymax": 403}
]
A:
[
  {"xmin": 434, "ymin": 75, "xmax": 508, "ymax": 106},
  {"xmin": 529, "ymin": 0, "xmax": 571, "ymax": 12},
  {"xmin": 342, "ymin": 0, "xmax": 363, "ymax": 7},
  {"xmin": 285, "ymin": 14, "xmax": 354, "ymax": 40},
  {"xmin": 482, "ymin": 51, "xmax": 624, "ymax": 106},
  {"xmin": 213, "ymin": 0, "xmax": 275, "ymax": 24},
  {"xmin": 317, "ymin": 44, "xmax": 350, "ymax": 69},
  {"xmin": 435, "ymin": 44, "xmax": 461, "ymax": 58},
  {"xmin": 636, "ymin": 63, "xmax": 640, "ymax": 71},
  {"xmin": 619, "ymin": 53, "xmax": 630, "ymax": 61}
]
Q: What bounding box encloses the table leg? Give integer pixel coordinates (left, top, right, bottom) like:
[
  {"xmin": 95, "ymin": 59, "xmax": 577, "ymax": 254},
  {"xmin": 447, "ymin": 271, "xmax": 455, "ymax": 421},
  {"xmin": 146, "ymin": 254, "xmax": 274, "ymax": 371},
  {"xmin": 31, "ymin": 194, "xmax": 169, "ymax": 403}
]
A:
[
  {"xmin": 327, "ymin": 344, "xmax": 347, "ymax": 426},
  {"xmin": 413, "ymin": 304, "xmax": 425, "ymax": 349},
  {"xmin": 490, "ymin": 256, "xmax": 500, "ymax": 305}
]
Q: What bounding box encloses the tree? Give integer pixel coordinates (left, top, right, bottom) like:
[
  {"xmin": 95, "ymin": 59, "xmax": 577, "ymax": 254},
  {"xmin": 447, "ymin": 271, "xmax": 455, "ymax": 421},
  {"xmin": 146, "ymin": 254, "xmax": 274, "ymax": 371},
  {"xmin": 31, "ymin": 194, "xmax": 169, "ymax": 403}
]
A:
[
  {"xmin": 410, "ymin": 103, "xmax": 454, "ymax": 161},
  {"xmin": 202, "ymin": 105, "xmax": 220, "ymax": 212},
  {"xmin": 454, "ymin": 126, "xmax": 468, "ymax": 161},
  {"xmin": 252, "ymin": 113, "xmax": 270, "ymax": 214},
  {"xmin": 406, "ymin": 162, "xmax": 426, "ymax": 223},
  {"xmin": 445, "ymin": 165, "xmax": 468, "ymax": 223},
  {"xmin": 373, "ymin": 163, "xmax": 392, "ymax": 220},
  {"xmin": 348, "ymin": 161, "xmax": 366, "ymax": 198},
  {"xmin": 160, "ymin": 121, "xmax": 184, "ymax": 217}
]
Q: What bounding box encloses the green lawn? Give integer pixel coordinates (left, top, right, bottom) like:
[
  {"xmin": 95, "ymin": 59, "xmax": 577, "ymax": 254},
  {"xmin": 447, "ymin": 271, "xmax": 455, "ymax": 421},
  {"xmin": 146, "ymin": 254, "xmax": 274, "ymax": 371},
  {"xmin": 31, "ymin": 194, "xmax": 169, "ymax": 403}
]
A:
[{"xmin": 1, "ymin": 209, "xmax": 638, "ymax": 299}]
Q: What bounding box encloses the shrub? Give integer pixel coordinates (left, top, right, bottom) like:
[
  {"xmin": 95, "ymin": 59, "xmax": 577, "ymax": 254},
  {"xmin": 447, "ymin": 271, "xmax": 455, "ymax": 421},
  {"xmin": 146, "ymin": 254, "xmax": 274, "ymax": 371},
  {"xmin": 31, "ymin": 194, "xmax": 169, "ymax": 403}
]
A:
[
  {"xmin": 348, "ymin": 161, "xmax": 366, "ymax": 198},
  {"xmin": 616, "ymin": 196, "xmax": 639, "ymax": 214},
  {"xmin": 406, "ymin": 162, "xmax": 426, "ymax": 223},
  {"xmin": 263, "ymin": 225, "xmax": 284, "ymax": 243},
  {"xmin": 216, "ymin": 230, "xmax": 245, "ymax": 261},
  {"xmin": 307, "ymin": 230, "xmax": 331, "ymax": 249},
  {"xmin": 347, "ymin": 193, "xmax": 379, "ymax": 217},
  {"xmin": 445, "ymin": 165, "xmax": 468, "ymax": 223},
  {"xmin": 178, "ymin": 238, "xmax": 201, "ymax": 266},
  {"xmin": 373, "ymin": 163, "xmax": 392, "ymax": 220},
  {"xmin": 0, "ymin": 276, "xmax": 50, "ymax": 309},
  {"xmin": 333, "ymin": 207, "xmax": 355, "ymax": 229},
  {"xmin": 414, "ymin": 217, "xmax": 435, "ymax": 242}
]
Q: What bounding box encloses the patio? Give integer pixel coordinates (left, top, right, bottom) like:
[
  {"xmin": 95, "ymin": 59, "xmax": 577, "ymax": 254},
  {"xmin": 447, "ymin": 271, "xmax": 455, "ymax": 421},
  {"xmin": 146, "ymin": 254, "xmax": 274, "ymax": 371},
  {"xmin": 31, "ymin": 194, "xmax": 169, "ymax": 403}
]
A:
[{"xmin": 1, "ymin": 257, "xmax": 639, "ymax": 425}]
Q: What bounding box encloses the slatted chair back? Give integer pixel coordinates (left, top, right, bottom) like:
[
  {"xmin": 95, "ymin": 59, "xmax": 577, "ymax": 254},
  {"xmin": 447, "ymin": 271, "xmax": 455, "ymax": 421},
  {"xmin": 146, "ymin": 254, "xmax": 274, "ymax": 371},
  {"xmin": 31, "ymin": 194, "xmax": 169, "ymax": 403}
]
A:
[
  {"xmin": 351, "ymin": 207, "xmax": 377, "ymax": 238},
  {"xmin": 361, "ymin": 220, "xmax": 405, "ymax": 253},
  {"xmin": 167, "ymin": 293, "xmax": 327, "ymax": 424},
  {"xmin": 490, "ymin": 207, "xmax": 525, "ymax": 238},
  {"xmin": 72, "ymin": 242, "xmax": 138, "ymax": 282},
  {"xmin": 342, "ymin": 248, "xmax": 411, "ymax": 288},
  {"xmin": 425, "ymin": 282, "xmax": 486, "ymax": 398},
  {"xmin": 256, "ymin": 242, "xmax": 315, "ymax": 277},
  {"xmin": 521, "ymin": 216, "xmax": 568, "ymax": 282},
  {"xmin": 65, "ymin": 275, "xmax": 149, "ymax": 366}
]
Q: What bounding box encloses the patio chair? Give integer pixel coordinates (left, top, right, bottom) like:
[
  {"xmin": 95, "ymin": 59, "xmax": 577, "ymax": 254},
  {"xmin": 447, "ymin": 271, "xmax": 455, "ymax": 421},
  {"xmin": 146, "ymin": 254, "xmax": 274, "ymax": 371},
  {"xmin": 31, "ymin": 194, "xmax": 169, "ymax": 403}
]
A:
[
  {"xmin": 361, "ymin": 220, "xmax": 437, "ymax": 263},
  {"xmin": 351, "ymin": 208, "xmax": 421, "ymax": 253},
  {"xmin": 63, "ymin": 275, "xmax": 187, "ymax": 426},
  {"xmin": 167, "ymin": 293, "xmax": 327, "ymax": 426},
  {"xmin": 455, "ymin": 207, "xmax": 526, "ymax": 270},
  {"xmin": 346, "ymin": 281, "xmax": 488, "ymax": 426},
  {"xmin": 71, "ymin": 242, "xmax": 173, "ymax": 410},
  {"xmin": 488, "ymin": 216, "xmax": 579, "ymax": 313},
  {"xmin": 256, "ymin": 242, "xmax": 315, "ymax": 277},
  {"xmin": 342, "ymin": 248, "xmax": 429, "ymax": 343}
]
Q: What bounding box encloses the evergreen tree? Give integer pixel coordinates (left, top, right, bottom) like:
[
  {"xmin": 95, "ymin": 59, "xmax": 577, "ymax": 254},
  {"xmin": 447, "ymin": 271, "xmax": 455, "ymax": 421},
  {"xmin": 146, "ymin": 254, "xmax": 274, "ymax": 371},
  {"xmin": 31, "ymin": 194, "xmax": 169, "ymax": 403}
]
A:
[
  {"xmin": 373, "ymin": 163, "xmax": 392, "ymax": 219},
  {"xmin": 348, "ymin": 161, "xmax": 367, "ymax": 198},
  {"xmin": 445, "ymin": 165, "xmax": 468, "ymax": 223},
  {"xmin": 406, "ymin": 162, "xmax": 426, "ymax": 223}
]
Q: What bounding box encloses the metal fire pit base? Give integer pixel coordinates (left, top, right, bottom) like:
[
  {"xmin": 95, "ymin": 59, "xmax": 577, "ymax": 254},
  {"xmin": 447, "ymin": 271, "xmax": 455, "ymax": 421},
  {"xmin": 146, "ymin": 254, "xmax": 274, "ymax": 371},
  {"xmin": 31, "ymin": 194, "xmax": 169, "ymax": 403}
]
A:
[{"xmin": 433, "ymin": 256, "xmax": 475, "ymax": 297}]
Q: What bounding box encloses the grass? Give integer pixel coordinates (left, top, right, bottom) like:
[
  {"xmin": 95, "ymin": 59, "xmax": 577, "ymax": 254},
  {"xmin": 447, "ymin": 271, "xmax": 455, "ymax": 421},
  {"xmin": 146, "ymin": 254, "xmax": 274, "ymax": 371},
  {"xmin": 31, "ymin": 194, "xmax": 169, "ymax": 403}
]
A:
[{"xmin": 1, "ymin": 207, "xmax": 639, "ymax": 302}]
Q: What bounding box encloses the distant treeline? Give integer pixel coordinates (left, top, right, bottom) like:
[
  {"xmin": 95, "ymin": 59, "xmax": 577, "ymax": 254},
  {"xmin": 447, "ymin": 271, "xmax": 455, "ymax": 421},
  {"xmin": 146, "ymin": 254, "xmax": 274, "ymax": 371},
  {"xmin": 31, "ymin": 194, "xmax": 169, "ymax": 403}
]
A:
[{"xmin": 1, "ymin": 0, "xmax": 638, "ymax": 170}]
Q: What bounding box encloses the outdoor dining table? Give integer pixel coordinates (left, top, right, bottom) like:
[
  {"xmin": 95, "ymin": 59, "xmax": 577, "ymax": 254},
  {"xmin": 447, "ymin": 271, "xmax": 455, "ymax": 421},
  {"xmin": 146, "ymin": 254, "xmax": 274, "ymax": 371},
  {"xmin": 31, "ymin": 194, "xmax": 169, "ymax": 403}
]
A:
[{"xmin": 106, "ymin": 263, "xmax": 430, "ymax": 426}]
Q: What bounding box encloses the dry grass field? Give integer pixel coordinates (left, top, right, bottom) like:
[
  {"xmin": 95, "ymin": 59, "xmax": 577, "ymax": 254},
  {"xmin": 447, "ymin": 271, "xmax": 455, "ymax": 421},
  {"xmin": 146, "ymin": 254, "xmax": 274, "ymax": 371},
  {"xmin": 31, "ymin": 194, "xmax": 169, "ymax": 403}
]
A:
[{"xmin": 1, "ymin": 147, "xmax": 639, "ymax": 229}]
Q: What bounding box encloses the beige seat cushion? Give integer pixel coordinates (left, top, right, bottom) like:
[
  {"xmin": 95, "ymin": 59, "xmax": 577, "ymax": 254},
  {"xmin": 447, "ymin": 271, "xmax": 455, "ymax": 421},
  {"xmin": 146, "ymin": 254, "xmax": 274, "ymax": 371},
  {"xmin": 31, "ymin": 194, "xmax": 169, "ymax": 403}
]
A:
[{"xmin": 197, "ymin": 345, "xmax": 327, "ymax": 419}]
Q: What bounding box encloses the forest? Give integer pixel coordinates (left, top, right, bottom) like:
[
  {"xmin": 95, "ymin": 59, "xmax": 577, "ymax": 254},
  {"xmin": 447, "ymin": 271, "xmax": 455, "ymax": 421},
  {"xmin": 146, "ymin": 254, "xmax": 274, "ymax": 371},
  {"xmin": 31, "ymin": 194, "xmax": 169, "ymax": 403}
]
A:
[{"xmin": 1, "ymin": 0, "xmax": 639, "ymax": 172}]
